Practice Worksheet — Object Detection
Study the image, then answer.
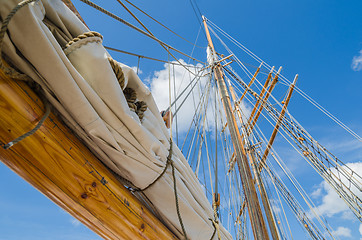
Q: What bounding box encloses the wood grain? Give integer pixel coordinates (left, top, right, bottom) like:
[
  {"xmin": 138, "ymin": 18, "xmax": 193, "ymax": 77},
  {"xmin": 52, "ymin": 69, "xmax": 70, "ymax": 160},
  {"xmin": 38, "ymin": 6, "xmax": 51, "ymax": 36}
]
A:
[{"xmin": 0, "ymin": 70, "xmax": 177, "ymax": 240}]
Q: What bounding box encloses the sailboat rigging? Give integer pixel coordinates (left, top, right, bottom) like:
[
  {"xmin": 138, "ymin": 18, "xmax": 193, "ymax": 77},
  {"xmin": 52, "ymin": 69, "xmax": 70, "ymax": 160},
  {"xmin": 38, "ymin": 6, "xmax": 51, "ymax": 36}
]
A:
[{"xmin": 0, "ymin": 0, "xmax": 361, "ymax": 239}]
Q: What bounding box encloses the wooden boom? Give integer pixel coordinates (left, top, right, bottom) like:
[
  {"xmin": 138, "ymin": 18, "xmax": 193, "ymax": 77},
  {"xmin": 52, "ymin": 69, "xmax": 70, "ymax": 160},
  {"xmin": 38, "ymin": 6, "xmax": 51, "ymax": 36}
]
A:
[{"xmin": 0, "ymin": 69, "xmax": 177, "ymax": 240}]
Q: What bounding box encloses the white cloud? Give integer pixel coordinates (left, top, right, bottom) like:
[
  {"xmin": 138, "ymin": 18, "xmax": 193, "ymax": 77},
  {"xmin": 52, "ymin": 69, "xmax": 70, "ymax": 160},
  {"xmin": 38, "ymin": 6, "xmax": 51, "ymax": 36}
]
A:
[
  {"xmin": 150, "ymin": 59, "xmax": 214, "ymax": 133},
  {"xmin": 359, "ymin": 223, "xmax": 362, "ymax": 235},
  {"xmin": 150, "ymin": 59, "xmax": 252, "ymax": 135},
  {"xmin": 310, "ymin": 185, "xmax": 322, "ymax": 199},
  {"xmin": 311, "ymin": 162, "xmax": 362, "ymax": 219},
  {"xmin": 351, "ymin": 50, "xmax": 362, "ymax": 71},
  {"xmin": 270, "ymin": 199, "xmax": 281, "ymax": 214},
  {"xmin": 332, "ymin": 226, "xmax": 352, "ymax": 238}
]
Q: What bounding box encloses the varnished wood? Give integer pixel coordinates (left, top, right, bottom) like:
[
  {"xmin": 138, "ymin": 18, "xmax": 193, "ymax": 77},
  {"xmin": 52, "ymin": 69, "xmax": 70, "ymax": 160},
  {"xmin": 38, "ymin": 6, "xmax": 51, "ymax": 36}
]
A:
[
  {"xmin": 258, "ymin": 74, "xmax": 298, "ymax": 172},
  {"xmin": 203, "ymin": 16, "xmax": 270, "ymax": 240},
  {"xmin": 0, "ymin": 70, "xmax": 177, "ymax": 240},
  {"xmin": 230, "ymin": 84, "xmax": 281, "ymax": 240},
  {"xmin": 248, "ymin": 66, "xmax": 282, "ymax": 134}
]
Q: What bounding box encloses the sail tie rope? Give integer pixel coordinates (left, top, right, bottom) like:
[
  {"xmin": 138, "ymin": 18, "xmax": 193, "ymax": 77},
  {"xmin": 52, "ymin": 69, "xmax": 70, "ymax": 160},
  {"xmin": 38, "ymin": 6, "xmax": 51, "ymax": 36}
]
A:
[
  {"xmin": 3, "ymin": 101, "xmax": 51, "ymax": 149},
  {"xmin": 131, "ymin": 141, "xmax": 173, "ymax": 193},
  {"xmin": 129, "ymin": 139, "xmax": 188, "ymax": 240},
  {"xmin": 208, "ymin": 218, "xmax": 217, "ymax": 240}
]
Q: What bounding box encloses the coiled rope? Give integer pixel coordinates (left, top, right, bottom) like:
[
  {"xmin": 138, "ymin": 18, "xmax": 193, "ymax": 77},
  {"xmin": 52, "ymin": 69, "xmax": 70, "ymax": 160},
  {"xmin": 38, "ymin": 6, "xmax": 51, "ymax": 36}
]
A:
[{"xmin": 107, "ymin": 57, "xmax": 148, "ymax": 121}]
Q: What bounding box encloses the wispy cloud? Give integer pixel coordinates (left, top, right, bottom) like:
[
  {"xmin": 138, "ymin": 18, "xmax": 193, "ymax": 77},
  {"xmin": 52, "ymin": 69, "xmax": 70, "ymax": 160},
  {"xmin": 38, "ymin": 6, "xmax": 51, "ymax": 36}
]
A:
[
  {"xmin": 351, "ymin": 50, "xmax": 362, "ymax": 71},
  {"xmin": 310, "ymin": 162, "xmax": 362, "ymax": 219},
  {"xmin": 150, "ymin": 59, "xmax": 210, "ymax": 133},
  {"xmin": 332, "ymin": 226, "xmax": 352, "ymax": 238}
]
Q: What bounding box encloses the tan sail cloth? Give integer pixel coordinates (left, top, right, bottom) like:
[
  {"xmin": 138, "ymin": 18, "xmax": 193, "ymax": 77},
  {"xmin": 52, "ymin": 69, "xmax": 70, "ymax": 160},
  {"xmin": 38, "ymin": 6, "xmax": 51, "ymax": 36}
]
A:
[{"xmin": 0, "ymin": 1, "xmax": 232, "ymax": 239}]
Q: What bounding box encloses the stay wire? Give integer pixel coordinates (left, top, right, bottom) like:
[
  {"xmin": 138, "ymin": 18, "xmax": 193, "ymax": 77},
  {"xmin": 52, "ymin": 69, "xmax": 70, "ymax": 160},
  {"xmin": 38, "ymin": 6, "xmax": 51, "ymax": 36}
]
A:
[
  {"xmin": 78, "ymin": 0, "xmax": 205, "ymax": 68},
  {"xmin": 104, "ymin": 46, "xmax": 202, "ymax": 68},
  {"xmin": 122, "ymin": 0, "xmax": 205, "ymax": 49},
  {"xmin": 207, "ymin": 18, "xmax": 362, "ymax": 141}
]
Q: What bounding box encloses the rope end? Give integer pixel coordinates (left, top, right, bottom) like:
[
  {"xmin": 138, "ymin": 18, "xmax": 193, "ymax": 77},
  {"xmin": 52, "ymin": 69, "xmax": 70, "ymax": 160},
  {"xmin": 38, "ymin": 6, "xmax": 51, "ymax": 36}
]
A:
[{"xmin": 3, "ymin": 141, "xmax": 13, "ymax": 149}]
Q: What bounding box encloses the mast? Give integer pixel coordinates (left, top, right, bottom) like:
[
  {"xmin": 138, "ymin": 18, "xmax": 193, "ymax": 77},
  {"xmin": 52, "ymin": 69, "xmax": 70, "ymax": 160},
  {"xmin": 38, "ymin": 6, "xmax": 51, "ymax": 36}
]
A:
[
  {"xmin": 202, "ymin": 16, "xmax": 270, "ymax": 240},
  {"xmin": 228, "ymin": 81, "xmax": 281, "ymax": 240}
]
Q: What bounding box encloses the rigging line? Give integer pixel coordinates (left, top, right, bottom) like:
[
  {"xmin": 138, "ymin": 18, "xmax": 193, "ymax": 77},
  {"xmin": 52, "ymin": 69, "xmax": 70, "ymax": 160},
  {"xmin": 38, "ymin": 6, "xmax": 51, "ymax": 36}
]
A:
[
  {"xmin": 114, "ymin": 0, "xmax": 204, "ymax": 77},
  {"xmin": 292, "ymin": 86, "xmax": 362, "ymax": 142},
  {"xmin": 226, "ymin": 62, "xmax": 360, "ymax": 202},
  {"xmin": 270, "ymin": 106, "xmax": 361, "ymax": 200},
  {"xmin": 112, "ymin": 0, "xmax": 206, "ymax": 82},
  {"xmin": 190, "ymin": 83, "xmax": 211, "ymax": 169},
  {"xmin": 191, "ymin": 0, "xmax": 203, "ymax": 19},
  {"xmin": 78, "ymin": 0, "xmax": 205, "ymax": 66},
  {"xmin": 248, "ymin": 105, "xmax": 340, "ymax": 239},
  {"xmin": 180, "ymin": 79, "xmax": 210, "ymax": 152},
  {"xmin": 185, "ymin": 81, "xmax": 211, "ymax": 161},
  {"xmin": 122, "ymin": 0, "xmax": 205, "ymax": 49},
  {"xmin": 175, "ymin": 24, "xmax": 203, "ymax": 95},
  {"xmin": 270, "ymin": 120, "xmax": 362, "ymax": 220},
  {"xmin": 248, "ymin": 118, "xmax": 331, "ymax": 238},
  {"xmin": 172, "ymin": 71, "xmax": 207, "ymax": 117},
  {"xmin": 104, "ymin": 46, "xmax": 203, "ymax": 68},
  {"xmin": 164, "ymin": 68, "xmax": 205, "ymax": 114},
  {"xmin": 216, "ymin": 93, "xmax": 234, "ymax": 212},
  {"xmin": 188, "ymin": 0, "xmax": 202, "ymax": 25},
  {"xmin": 265, "ymin": 157, "xmax": 334, "ymax": 240},
  {"xmin": 263, "ymin": 98, "xmax": 362, "ymax": 193},
  {"xmin": 208, "ymin": 19, "xmax": 362, "ymax": 141},
  {"xmin": 173, "ymin": 65, "xmax": 179, "ymax": 145},
  {"xmin": 216, "ymin": 97, "xmax": 234, "ymax": 193},
  {"xmin": 267, "ymin": 153, "xmax": 336, "ymax": 240},
  {"xmin": 168, "ymin": 49, "xmax": 173, "ymax": 140},
  {"xmin": 216, "ymin": 87, "xmax": 245, "ymax": 221},
  {"xmin": 273, "ymin": 177, "xmax": 294, "ymax": 240}
]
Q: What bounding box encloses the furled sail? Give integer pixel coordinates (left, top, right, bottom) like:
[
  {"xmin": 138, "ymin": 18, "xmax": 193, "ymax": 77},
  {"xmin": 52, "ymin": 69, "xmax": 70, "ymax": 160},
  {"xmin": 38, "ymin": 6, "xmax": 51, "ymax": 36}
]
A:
[{"xmin": 0, "ymin": 0, "xmax": 232, "ymax": 239}]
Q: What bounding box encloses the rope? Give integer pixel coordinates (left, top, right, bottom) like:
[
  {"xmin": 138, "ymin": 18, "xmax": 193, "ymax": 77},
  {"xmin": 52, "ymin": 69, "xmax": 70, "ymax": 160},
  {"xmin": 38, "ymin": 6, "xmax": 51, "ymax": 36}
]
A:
[
  {"xmin": 107, "ymin": 57, "xmax": 148, "ymax": 120},
  {"xmin": 105, "ymin": 46, "xmax": 203, "ymax": 68},
  {"xmin": 170, "ymin": 144, "xmax": 188, "ymax": 240},
  {"xmin": 122, "ymin": 0, "xmax": 205, "ymax": 49},
  {"xmin": 65, "ymin": 31, "xmax": 103, "ymax": 48},
  {"xmin": 208, "ymin": 218, "xmax": 217, "ymax": 240},
  {"xmin": 3, "ymin": 100, "xmax": 51, "ymax": 149},
  {"xmin": 78, "ymin": 0, "xmax": 204, "ymax": 65},
  {"xmin": 131, "ymin": 139, "xmax": 173, "ymax": 193},
  {"xmin": 108, "ymin": 57, "xmax": 125, "ymax": 89},
  {"xmin": 130, "ymin": 139, "xmax": 188, "ymax": 239},
  {"xmin": 135, "ymin": 101, "xmax": 147, "ymax": 121},
  {"xmin": 0, "ymin": 0, "xmax": 37, "ymax": 81}
]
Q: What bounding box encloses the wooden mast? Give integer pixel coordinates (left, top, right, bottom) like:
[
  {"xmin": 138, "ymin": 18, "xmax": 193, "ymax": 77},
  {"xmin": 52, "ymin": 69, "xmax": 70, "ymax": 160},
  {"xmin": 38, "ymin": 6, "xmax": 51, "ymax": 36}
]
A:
[
  {"xmin": 228, "ymin": 81, "xmax": 281, "ymax": 240},
  {"xmin": 0, "ymin": 70, "xmax": 177, "ymax": 240},
  {"xmin": 202, "ymin": 16, "xmax": 270, "ymax": 240}
]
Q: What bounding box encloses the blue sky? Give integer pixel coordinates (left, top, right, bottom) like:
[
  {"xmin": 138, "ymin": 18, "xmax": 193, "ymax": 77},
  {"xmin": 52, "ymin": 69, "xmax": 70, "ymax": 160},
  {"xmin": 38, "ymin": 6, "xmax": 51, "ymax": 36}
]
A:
[{"xmin": 1, "ymin": 0, "xmax": 362, "ymax": 239}]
